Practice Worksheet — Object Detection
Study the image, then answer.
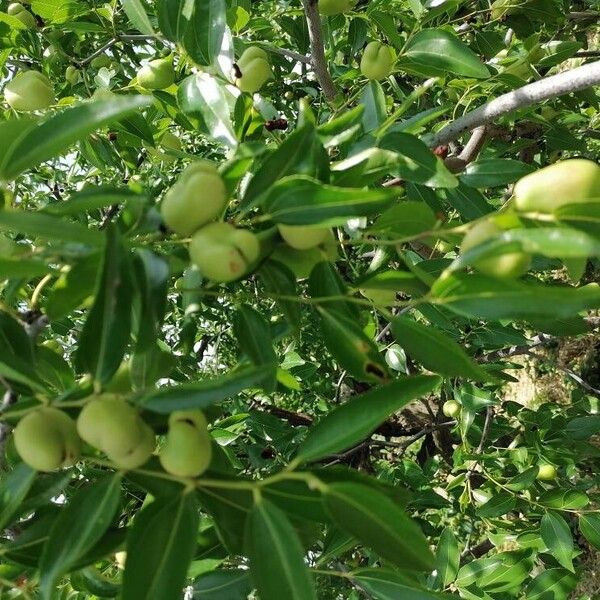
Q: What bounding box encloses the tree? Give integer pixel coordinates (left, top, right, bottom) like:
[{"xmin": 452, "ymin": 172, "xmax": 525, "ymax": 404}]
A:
[{"xmin": 0, "ymin": 0, "xmax": 599, "ymax": 598}]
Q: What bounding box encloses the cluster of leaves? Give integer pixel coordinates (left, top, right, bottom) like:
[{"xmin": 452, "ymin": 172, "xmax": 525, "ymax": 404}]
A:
[{"xmin": 0, "ymin": 0, "xmax": 599, "ymax": 599}]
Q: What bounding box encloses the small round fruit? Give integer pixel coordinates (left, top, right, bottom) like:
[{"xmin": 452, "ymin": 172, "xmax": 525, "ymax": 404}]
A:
[
  {"xmin": 235, "ymin": 47, "xmax": 272, "ymax": 94},
  {"xmin": 159, "ymin": 421, "xmax": 212, "ymax": 478},
  {"xmin": 278, "ymin": 224, "xmax": 329, "ymax": 250},
  {"xmin": 536, "ymin": 463, "xmax": 557, "ymax": 481},
  {"xmin": 4, "ymin": 71, "xmax": 54, "ymax": 112},
  {"xmin": 360, "ymin": 41, "xmax": 394, "ymax": 81},
  {"xmin": 442, "ymin": 400, "xmax": 461, "ymax": 419},
  {"xmin": 189, "ymin": 222, "xmax": 260, "ymax": 283},
  {"xmin": 160, "ymin": 162, "xmax": 227, "ymax": 237},
  {"xmin": 318, "ymin": 0, "xmax": 356, "ymax": 15},
  {"xmin": 514, "ymin": 159, "xmax": 600, "ymax": 214},
  {"xmin": 137, "ymin": 57, "xmax": 175, "ymax": 90},
  {"xmin": 7, "ymin": 3, "xmax": 36, "ymax": 28},
  {"xmin": 460, "ymin": 219, "xmax": 531, "ymax": 279},
  {"xmin": 110, "ymin": 422, "xmax": 155, "ymax": 469},
  {"xmin": 65, "ymin": 65, "xmax": 80, "ymax": 85}
]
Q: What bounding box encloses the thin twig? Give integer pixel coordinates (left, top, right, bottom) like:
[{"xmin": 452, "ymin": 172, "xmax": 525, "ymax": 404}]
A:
[
  {"xmin": 76, "ymin": 34, "xmax": 157, "ymax": 66},
  {"xmin": 258, "ymin": 44, "xmax": 311, "ymax": 64}
]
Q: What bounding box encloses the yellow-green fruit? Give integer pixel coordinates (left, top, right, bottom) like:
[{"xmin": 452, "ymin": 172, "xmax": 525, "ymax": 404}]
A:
[
  {"xmin": 4, "ymin": 71, "xmax": 54, "ymax": 112},
  {"xmin": 137, "ymin": 57, "xmax": 175, "ymax": 90},
  {"xmin": 104, "ymin": 362, "xmax": 131, "ymax": 394},
  {"xmin": 442, "ymin": 400, "xmax": 461, "ymax": 419},
  {"xmin": 278, "ymin": 224, "xmax": 329, "ymax": 250},
  {"xmin": 360, "ymin": 42, "xmax": 394, "ymax": 81},
  {"xmin": 168, "ymin": 409, "xmax": 208, "ymax": 430},
  {"xmin": 536, "ymin": 463, "xmax": 557, "ymax": 481},
  {"xmin": 513, "ymin": 159, "xmax": 600, "ymax": 214},
  {"xmin": 90, "ymin": 55, "xmax": 112, "ymax": 69},
  {"xmin": 77, "ymin": 395, "xmax": 144, "ymax": 457},
  {"xmin": 189, "ymin": 222, "xmax": 260, "ymax": 283},
  {"xmin": 65, "ymin": 66, "xmax": 80, "ymax": 85},
  {"xmin": 7, "ymin": 2, "xmax": 36, "ymax": 28},
  {"xmin": 460, "ymin": 219, "xmax": 531, "ymax": 279},
  {"xmin": 235, "ymin": 47, "xmax": 272, "ymax": 94},
  {"xmin": 159, "ymin": 421, "xmax": 212, "ymax": 478},
  {"xmin": 14, "ymin": 408, "xmax": 81, "ymax": 471},
  {"xmin": 160, "ymin": 162, "xmax": 227, "ymax": 236},
  {"xmin": 110, "ymin": 422, "xmax": 155, "ymax": 469},
  {"xmin": 318, "ymin": 0, "xmax": 356, "ymax": 15}
]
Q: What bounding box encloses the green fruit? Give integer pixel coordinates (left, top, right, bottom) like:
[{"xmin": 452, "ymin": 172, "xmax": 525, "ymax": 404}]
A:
[
  {"xmin": 360, "ymin": 41, "xmax": 394, "ymax": 81},
  {"xmin": 7, "ymin": 2, "xmax": 36, "ymax": 28},
  {"xmin": 77, "ymin": 395, "xmax": 144, "ymax": 457},
  {"xmin": 235, "ymin": 47, "xmax": 272, "ymax": 94},
  {"xmin": 189, "ymin": 222, "xmax": 260, "ymax": 283},
  {"xmin": 137, "ymin": 57, "xmax": 175, "ymax": 90},
  {"xmin": 90, "ymin": 55, "xmax": 112, "ymax": 69},
  {"xmin": 536, "ymin": 463, "xmax": 557, "ymax": 481},
  {"xmin": 4, "ymin": 71, "xmax": 54, "ymax": 112},
  {"xmin": 65, "ymin": 65, "xmax": 80, "ymax": 85},
  {"xmin": 278, "ymin": 224, "xmax": 329, "ymax": 250},
  {"xmin": 168, "ymin": 409, "xmax": 208, "ymax": 430},
  {"xmin": 442, "ymin": 400, "xmax": 461, "ymax": 419},
  {"xmin": 159, "ymin": 421, "xmax": 212, "ymax": 477},
  {"xmin": 110, "ymin": 422, "xmax": 155, "ymax": 469},
  {"xmin": 318, "ymin": 0, "xmax": 356, "ymax": 16},
  {"xmin": 513, "ymin": 159, "xmax": 600, "ymax": 214},
  {"xmin": 14, "ymin": 408, "xmax": 81, "ymax": 471},
  {"xmin": 160, "ymin": 162, "xmax": 227, "ymax": 236},
  {"xmin": 104, "ymin": 362, "xmax": 132, "ymax": 394},
  {"xmin": 460, "ymin": 219, "xmax": 531, "ymax": 279}
]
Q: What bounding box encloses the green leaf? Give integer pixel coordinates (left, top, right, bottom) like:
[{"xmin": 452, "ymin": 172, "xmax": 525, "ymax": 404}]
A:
[
  {"xmin": 76, "ymin": 225, "xmax": 134, "ymax": 384},
  {"xmin": 539, "ymin": 489, "xmax": 589, "ymax": 510},
  {"xmin": 138, "ymin": 364, "xmax": 273, "ymax": 413},
  {"xmin": 540, "ymin": 512, "xmax": 574, "ymax": 571},
  {"xmin": 361, "ymin": 81, "xmax": 387, "ymax": 133},
  {"xmin": 259, "ymin": 260, "xmax": 302, "ymax": 329},
  {"xmin": 43, "ymin": 187, "xmax": 143, "ymax": 217},
  {"xmin": 123, "ymin": 492, "xmax": 199, "ymax": 600},
  {"xmin": 120, "ymin": 0, "xmax": 154, "ymax": 35},
  {"xmin": 183, "ymin": 0, "xmax": 227, "ymax": 66},
  {"xmin": 246, "ymin": 499, "xmax": 316, "ymax": 600},
  {"xmin": 156, "ymin": 0, "xmax": 189, "ymax": 41},
  {"xmin": 432, "ymin": 528, "xmax": 460, "ymax": 589},
  {"xmin": 0, "ymin": 96, "xmax": 152, "ymax": 181},
  {"xmin": 399, "ymin": 29, "xmax": 490, "ymax": 79},
  {"xmin": 0, "ymin": 258, "xmax": 53, "ymax": 281},
  {"xmin": 460, "ymin": 159, "xmax": 535, "ymax": 188},
  {"xmin": 232, "ymin": 305, "xmax": 277, "ymax": 369},
  {"xmin": 355, "ymin": 568, "xmax": 452, "ymax": 599},
  {"xmin": 264, "ymin": 176, "xmax": 397, "ymax": 226},
  {"xmin": 297, "ymin": 375, "xmax": 441, "ymax": 462},
  {"xmin": 0, "ymin": 464, "xmax": 37, "ymax": 531},
  {"xmin": 192, "ymin": 569, "xmax": 252, "ymax": 599},
  {"xmin": 475, "ymin": 492, "xmax": 516, "ymax": 518},
  {"xmin": 372, "ymin": 201, "xmax": 437, "ymax": 238},
  {"xmin": 392, "ymin": 316, "xmax": 495, "ymax": 382},
  {"xmin": 579, "ymin": 514, "xmax": 600, "ymax": 551},
  {"xmin": 39, "ymin": 474, "xmax": 122, "ymax": 599},
  {"xmin": 555, "ymin": 202, "xmax": 600, "ymax": 238},
  {"xmin": 324, "ymin": 483, "xmax": 434, "ymax": 571},
  {"xmin": 499, "ymin": 227, "xmax": 600, "ymax": 259},
  {"xmin": 524, "ymin": 568, "xmax": 577, "ymax": 600},
  {"xmin": 178, "ymin": 73, "xmax": 236, "ymax": 147}
]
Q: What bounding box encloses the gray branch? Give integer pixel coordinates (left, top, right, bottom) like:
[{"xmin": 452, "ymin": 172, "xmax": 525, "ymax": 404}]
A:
[{"xmin": 431, "ymin": 60, "xmax": 600, "ymax": 147}]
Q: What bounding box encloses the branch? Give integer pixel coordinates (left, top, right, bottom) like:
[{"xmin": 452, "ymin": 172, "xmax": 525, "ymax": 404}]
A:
[
  {"xmin": 302, "ymin": 0, "xmax": 338, "ymax": 103},
  {"xmin": 76, "ymin": 34, "xmax": 157, "ymax": 67},
  {"xmin": 431, "ymin": 60, "xmax": 600, "ymax": 147},
  {"xmin": 258, "ymin": 44, "xmax": 311, "ymax": 64},
  {"xmin": 444, "ymin": 125, "xmax": 489, "ymax": 173}
]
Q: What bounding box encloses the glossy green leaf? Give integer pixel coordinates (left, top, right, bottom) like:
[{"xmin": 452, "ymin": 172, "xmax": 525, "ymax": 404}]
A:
[
  {"xmin": 183, "ymin": 0, "xmax": 226, "ymax": 66},
  {"xmin": 541, "ymin": 512, "xmax": 574, "ymax": 571},
  {"xmin": 355, "ymin": 568, "xmax": 452, "ymax": 599},
  {"xmin": 246, "ymin": 499, "xmax": 316, "ymax": 600},
  {"xmin": 232, "ymin": 305, "xmax": 277, "ymax": 374},
  {"xmin": 192, "ymin": 569, "xmax": 252, "ymax": 599},
  {"xmin": 460, "ymin": 159, "xmax": 534, "ymax": 188},
  {"xmin": 39, "ymin": 474, "xmax": 122, "ymax": 598},
  {"xmin": 432, "ymin": 528, "xmax": 460, "ymax": 589},
  {"xmin": 44, "ymin": 187, "xmax": 143, "ymax": 216},
  {"xmin": 259, "ymin": 260, "xmax": 302, "ymax": 329},
  {"xmin": 476, "ymin": 492, "xmax": 516, "ymax": 518},
  {"xmin": 579, "ymin": 513, "xmax": 600, "ymax": 551},
  {"xmin": 392, "ymin": 316, "xmax": 495, "ymax": 382},
  {"xmin": 361, "ymin": 80, "xmax": 387, "ymax": 133},
  {"xmin": 324, "ymin": 483, "xmax": 434, "ymax": 571},
  {"xmin": 0, "ymin": 463, "xmax": 36, "ymax": 531},
  {"xmin": 555, "ymin": 202, "xmax": 600, "ymax": 238},
  {"xmin": 123, "ymin": 492, "xmax": 199, "ymax": 600},
  {"xmin": 539, "ymin": 489, "xmax": 589, "ymax": 510},
  {"xmin": 524, "ymin": 568, "xmax": 577, "ymax": 600},
  {"xmin": 297, "ymin": 375, "xmax": 441, "ymax": 462},
  {"xmin": 120, "ymin": 0, "xmax": 154, "ymax": 35},
  {"xmin": 372, "ymin": 201, "xmax": 437, "ymax": 238}
]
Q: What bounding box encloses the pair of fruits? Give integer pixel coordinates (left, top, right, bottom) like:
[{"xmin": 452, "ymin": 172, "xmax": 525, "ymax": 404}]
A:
[
  {"xmin": 159, "ymin": 410, "xmax": 212, "ymax": 477},
  {"xmin": 7, "ymin": 2, "xmax": 36, "ymax": 28},
  {"xmin": 460, "ymin": 159, "xmax": 600, "ymax": 279},
  {"xmin": 137, "ymin": 56, "xmax": 175, "ymax": 90},
  {"xmin": 160, "ymin": 162, "xmax": 260, "ymax": 282},
  {"xmin": 77, "ymin": 395, "xmax": 155, "ymax": 469},
  {"xmin": 234, "ymin": 47, "xmax": 273, "ymax": 94},
  {"xmin": 4, "ymin": 70, "xmax": 54, "ymax": 112}
]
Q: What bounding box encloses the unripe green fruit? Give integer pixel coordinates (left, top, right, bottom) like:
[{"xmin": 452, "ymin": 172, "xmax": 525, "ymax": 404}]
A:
[
  {"xmin": 137, "ymin": 57, "xmax": 175, "ymax": 90},
  {"xmin": 90, "ymin": 55, "xmax": 112, "ymax": 69},
  {"xmin": 189, "ymin": 222, "xmax": 260, "ymax": 283},
  {"xmin": 513, "ymin": 159, "xmax": 600, "ymax": 214},
  {"xmin": 159, "ymin": 421, "xmax": 212, "ymax": 478},
  {"xmin": 278, "ymin": 224, "xmax": 329, "ymax": 250},
  {"xmin": 460, "ymin": 219, "xmax": 531, "ymax": 279},
  {"xmin": 104, "ymin": 362, "xmax": 132, "ymax": 394},
  {"xmin": 160, "ymin": 162, "xmax": 227, "ymax": 237},
  {"xmin": 235, "ymin": 47, "xmax": 272, "ymax": 94},
  {"xmin": 14, "ymin": 408, "xmax": 81, "ymax": 471},
  {"xmin": 110, "ymin": 422, "xmax": 155, "ymax": 469},
  {"xmin": 318, "ymin": 0, "xmax": 356, "ymax": 16},
  {"xmin": 4, "ymin": 71, "xmax": 54, "ymax": 112},
  {"xmin": 442, "ymin": 400, "xmax": 461, "ymax": 419},
  {"xmin": 360, "ymin": 42, "xmax": 394, "ymax": 81},
  {"xmin": 65, "ymin": 66, "xmax": 80, "ymax": 85},
  {"xmin": 168, "ymin": 409, "xmax": 208, "ymax": 430},
  {"xmin": 536, "ymin": 463, "xmax": 557, "ymax": 481},
  {"xmin": 8, "ymin": 3, "xmax": 36, "ymax": 28}
]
